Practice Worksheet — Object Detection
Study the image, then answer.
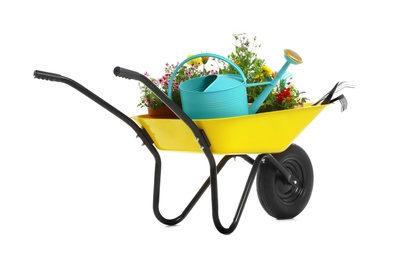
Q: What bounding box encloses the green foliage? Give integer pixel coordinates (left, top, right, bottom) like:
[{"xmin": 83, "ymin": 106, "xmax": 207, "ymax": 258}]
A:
[{"xmin": 219, "ymin": 34, "xmax": 272, "ymax": 103}]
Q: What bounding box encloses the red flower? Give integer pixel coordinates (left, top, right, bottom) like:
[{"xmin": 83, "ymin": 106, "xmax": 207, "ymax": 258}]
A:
[{"xmin": 275, "ymin": 87, "xmax": 292, "ymax": 104}]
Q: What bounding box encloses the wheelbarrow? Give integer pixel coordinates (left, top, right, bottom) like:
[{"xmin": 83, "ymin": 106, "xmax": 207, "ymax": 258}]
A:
[{"xmin": 33, "ymin": 64, "xmax": 349, "ymax": 235}]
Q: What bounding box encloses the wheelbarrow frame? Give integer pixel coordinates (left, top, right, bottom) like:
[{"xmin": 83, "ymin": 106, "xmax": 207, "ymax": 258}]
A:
[{"xmin": 33, "ymin": 67, "xmax": 321, "ymax": 235}]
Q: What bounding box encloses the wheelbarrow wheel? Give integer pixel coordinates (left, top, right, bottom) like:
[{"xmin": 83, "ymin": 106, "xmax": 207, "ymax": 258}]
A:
[{"xmin": 256, "ymin": 144, "xmax": 313, "ymax": 219}]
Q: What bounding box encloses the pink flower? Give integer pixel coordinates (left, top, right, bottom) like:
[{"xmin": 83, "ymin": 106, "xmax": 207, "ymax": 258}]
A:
[{"xmin": 144, "ymin": 98, "xmax": 151, "ymax": 106}]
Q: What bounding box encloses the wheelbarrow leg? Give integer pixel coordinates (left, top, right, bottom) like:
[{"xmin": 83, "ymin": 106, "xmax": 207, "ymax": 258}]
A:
[
  {"xmin": 152, "ymin": 154, "xmax": 207, "ymax": 225},
  {"xmin": 151, "ymin": 154, "xmax": 252, "ymax": 226},
  {"xmin": 208, "ymin": 154, "xmax": 269, "ymax": 235}
]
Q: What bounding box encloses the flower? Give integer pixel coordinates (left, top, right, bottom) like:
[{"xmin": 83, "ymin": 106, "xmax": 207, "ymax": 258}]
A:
[
  {"xmin": 262, "ymin": 66, "xmax": 273, "ymax": 77},
  {"xmin": 201, "ymin": 56, "xmax": 209, "ymax": 64},
  {"xmin": 186, "ymin": 54, "xmax": 202, "ymax": 67}
]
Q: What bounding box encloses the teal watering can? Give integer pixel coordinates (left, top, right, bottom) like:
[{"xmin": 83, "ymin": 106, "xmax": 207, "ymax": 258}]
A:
[{"xmin": 167, "ymin": 50, "xmax": 302, "ymax": 119}]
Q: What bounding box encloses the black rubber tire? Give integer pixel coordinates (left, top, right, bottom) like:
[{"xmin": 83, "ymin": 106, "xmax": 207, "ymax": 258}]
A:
[{"xmin": 256, "ymin": 144, "xmax": 314, "ymax": 219}]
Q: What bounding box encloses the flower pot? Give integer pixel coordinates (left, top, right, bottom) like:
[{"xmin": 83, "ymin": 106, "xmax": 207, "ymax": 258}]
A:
[{"xmin": 147, "ymin": 105, "xmax": 177, "ymax": 118}]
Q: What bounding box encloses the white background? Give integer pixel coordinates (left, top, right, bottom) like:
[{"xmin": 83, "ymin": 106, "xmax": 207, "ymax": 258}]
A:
[{"xmin": 1, "ymin": 0, "xmax": 406, "ymax": 259}]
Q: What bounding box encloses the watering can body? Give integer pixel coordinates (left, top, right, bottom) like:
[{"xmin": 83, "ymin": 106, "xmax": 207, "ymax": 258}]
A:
[{"xmin": 180, "ymin": 74, "xmax": 248, "ymax": 119}]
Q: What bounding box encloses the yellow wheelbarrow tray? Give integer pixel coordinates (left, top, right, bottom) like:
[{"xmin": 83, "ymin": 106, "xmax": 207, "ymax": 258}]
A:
[
  {"xmin": 33, "ymin": 67, "xmax": 349, "ymax": 235},
  {"xmin": 132, "ymin": 103, "xmax": 327, "ymax": 154}
]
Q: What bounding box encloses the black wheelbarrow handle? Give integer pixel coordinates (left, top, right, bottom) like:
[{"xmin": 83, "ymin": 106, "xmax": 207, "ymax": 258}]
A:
[
  {"xmin": 34, "ymin": 70, "xmax": 65, "ymax": 82},
  {"xmin": 33, "ymin": 69, "xmax": 157, "ymax": 148}
]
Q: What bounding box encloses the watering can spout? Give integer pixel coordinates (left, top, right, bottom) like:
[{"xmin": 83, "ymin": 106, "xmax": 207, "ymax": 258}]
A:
[{"xmin": 248, "ymin": 49, "xmax": 303, "ymax": 114}]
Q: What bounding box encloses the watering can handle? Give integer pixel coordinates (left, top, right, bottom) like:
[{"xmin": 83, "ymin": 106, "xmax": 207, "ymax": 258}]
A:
[{"xmin": 167, "ymin": 53, "xmax": 246, "ymax": 100}]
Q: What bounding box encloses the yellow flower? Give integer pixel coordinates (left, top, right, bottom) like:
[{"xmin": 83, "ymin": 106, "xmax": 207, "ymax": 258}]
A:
[
  {"xmin": 255, "ymin": 74, "xmax": 264, "ymax": 82},
  {"xmin": 187, "ymin": 54, "xmax": 202, "ymax": 67},
  {"xmin": 261, "ymin": 66, "xmax": 273, "ymax": 77},
  {"xmin": 201, "ymin": 56, "xmax": 209, "ymax": 64}
]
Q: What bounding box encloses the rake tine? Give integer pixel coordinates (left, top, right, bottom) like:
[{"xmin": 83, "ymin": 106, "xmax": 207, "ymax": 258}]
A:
[
  {"xmin": 330, "ymin": 94, "xmax": 347, "ymax": 112},
  {"xmin": 335, "ymin": 81, "xmax": 354, "ymax": 93}
]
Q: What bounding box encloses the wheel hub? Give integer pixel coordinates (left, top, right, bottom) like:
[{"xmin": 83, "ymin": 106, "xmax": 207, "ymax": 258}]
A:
[{"xmin": 275, "ymin": 159, "xmax": 303, "ymax": 204}]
